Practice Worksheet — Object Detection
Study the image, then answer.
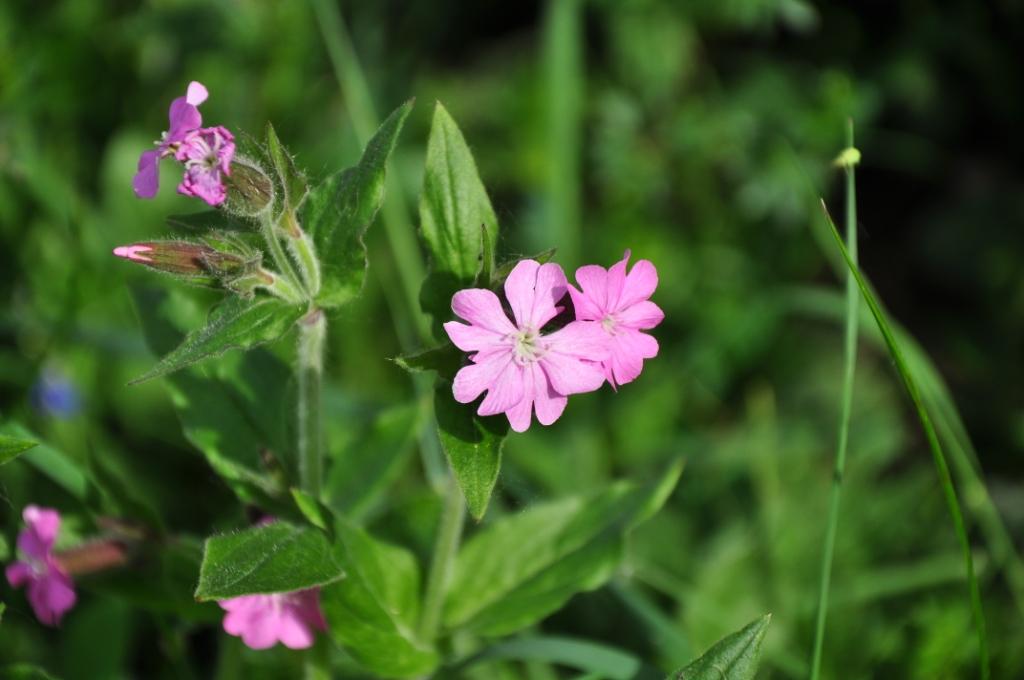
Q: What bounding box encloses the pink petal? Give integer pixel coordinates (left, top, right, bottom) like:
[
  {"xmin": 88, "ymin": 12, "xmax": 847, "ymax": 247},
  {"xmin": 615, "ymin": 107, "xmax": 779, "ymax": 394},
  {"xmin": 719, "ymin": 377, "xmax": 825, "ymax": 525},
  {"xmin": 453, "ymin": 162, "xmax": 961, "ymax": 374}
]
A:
[
  {"xmin": 219, "ymin": 594, "xmax": 261, "ymax": 614},
  {"xmin": 532, "ymin": 365, "xmax": 568, "ymax": 425},
  {"xmin": 444, "ymin": 321, "xmax": 506, "ymax": 354},
  {"xmin": 453, "ymin": 353, "xmax": 512, "ymax": 404},
  {"xmin": 617, "ymin": 257, "xmax": 659, "ymax": 311},
  {"xmin": 23, "ymin": 506, "xmax": 61, "ymax": 546},
  {"xmin": 504, "ymin": 363, "xmax": 536, "ymax": 433},
  {"xmin": 477, "ymin": 361, "xmax": 526, "ymax": 416},
  {"xmin": 167, "ymin": 99, "xmax": 202, "ymax": 140},
  {"xmin": 276, "ymin": 607, "xmax": 316, "ymax": 649},
  {"xmin": 616, "ymin": 300, "xmax": 664, "ymax": 330},
  {"xmin": 504, "ymin": 260, "xmax": 568, "ymax": 329},
  {"xmin": 503, "ymin": 259, "xmax": 540, "ymax": 328},
  {"xmin": 186, "ymin": 81, "xmax": 209, "ymax": 106},
  {"xmin": 568, "ymin": 284, "xmax": 603, "ymax": 322},
  {"xmin": 608, "ymin": 329, "xmax": 659, "ymax": 386},
  {"xmin": 28, "ymin": 571, "xmax": 76, "ymax": 626},
  {"xmin": 540, "ymin": 351, "xmax": 607, "ymax": 396},
  {"xmin": 574, "ymin": 264, "xmax": 610, "ymax": 315},
  {"xmin": 452, "ymin": 289, "xmax": 517, "ymax": 335},
  {"xmin": 132, "ymin": 149, "xmax": 161, "ymax": 198},
  {"xmin": 6, "ymin": 561, "xmax": 31, "ymax": 587},
  {"xmin": 604, "ymin": 251, "xmax": 630, "ymax": 311},
  {"xmin": 545, "ymin": 321, "xmax": 611, "ymax": 362},
  {"xmin": 292, "ymin": 589, "xmax": 327, "ymax": 631}
]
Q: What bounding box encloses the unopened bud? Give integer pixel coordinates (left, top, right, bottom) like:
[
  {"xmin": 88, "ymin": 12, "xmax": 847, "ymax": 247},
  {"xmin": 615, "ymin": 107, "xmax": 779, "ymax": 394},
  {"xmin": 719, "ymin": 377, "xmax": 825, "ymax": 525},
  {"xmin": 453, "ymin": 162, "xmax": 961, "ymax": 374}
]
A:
[
  {"xmin": 54, "ymin": 539, "xmax": 128, "ymax": 576},
  {"xmin": 113, "ymin": 240, "xmax": 248, "ymax": 281},
  {"xmin": 224, "ymin": 156, "xmax": 274, "ymax": 216}
]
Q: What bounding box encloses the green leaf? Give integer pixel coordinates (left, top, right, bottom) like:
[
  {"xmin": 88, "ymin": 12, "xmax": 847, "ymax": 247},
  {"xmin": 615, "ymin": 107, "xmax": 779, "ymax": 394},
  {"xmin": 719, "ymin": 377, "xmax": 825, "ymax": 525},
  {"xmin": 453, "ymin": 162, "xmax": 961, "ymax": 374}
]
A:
[
  {"xmin": 195, "ymin": 522, "xmax": 344, "ymax": 600},
  {"xmin": 325, "ymin": 402, "xmax": 422, "ymax": 519},
  {"xmin": 0, "ymin": 423, "xmax": 88, "ymax": 500},
  {"xmin": 444, "ymin": 460, "xmax": 683, "ymax": 635},
  {"xmin": 434, "ymin": 387, "xmax": 508, "ymax": 521},
  {"xmin": 0, "ymin": 664, "xmax": 60, "ymax": 679},
  {"xmin": 132, "ymin": 295, "xmax": 302, "ymax": 384},
  {"xmin": 0, "ymin": 601, "xmax": 5, "ymax": 624},
  {"xmin": 0, "ymin": 432, "xmax": 37, "ymax": 465},
  {"xmin": 321, "ymin": 518, "xmax": 439, "ymax": 678},
  {"xmin": 306, "ymin": 100, "xmax": 413, "ymax": 308},
  {"xmin": 393, "ymin": 343, "xmax": 463, "ymax": 381},
  {"xmin": 821, "ymin": 205, "xmax": 990, "ymax": 678},
  {"xmin": 418, "ymin": 102, "xmax": 499, "ymax": 321},
  {"xmin": 462, "ymin": 636, "xmax": 660, "ymax": 680},
  {"xmin": 132, "ymin": 289, "xmax": 294, "ymax": 504},
  {"xmin": 291, "ymin": 488, "xmax": 334, "ymax": 536},
  {"xmin": 670, "ymin": 615, "xmax": 770, "ymax": 680},
  {"xmin": 265, "ymin": 122, "xmax": 309, "ymax": 211}
]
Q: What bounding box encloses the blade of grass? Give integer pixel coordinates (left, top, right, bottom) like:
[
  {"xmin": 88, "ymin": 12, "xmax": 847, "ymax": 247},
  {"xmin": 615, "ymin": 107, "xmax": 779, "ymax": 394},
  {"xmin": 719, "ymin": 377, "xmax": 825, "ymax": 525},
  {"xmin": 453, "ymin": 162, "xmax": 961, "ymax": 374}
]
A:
[
  {"xmin": 809, "ymin": 121, "xmax": 859, "ymax": 680},
  {"xmin": 455, "ymin": 636, "xmax": 660, "ymax": 680},
  {"xmin": 540, "ymin": 0, "xmax": 583, "ymax": 268},
  {"xmin": 819, "ymin": 200, "xmax": 990, "ymax": 680}
]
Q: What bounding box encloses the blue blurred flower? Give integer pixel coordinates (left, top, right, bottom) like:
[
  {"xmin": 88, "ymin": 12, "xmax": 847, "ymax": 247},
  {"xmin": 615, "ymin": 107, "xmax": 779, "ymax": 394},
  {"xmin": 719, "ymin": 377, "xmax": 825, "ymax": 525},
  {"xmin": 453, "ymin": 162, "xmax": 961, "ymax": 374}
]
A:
[{"xmin": 31, "ymin": 370, "xmax": 81, "ymax": 419}]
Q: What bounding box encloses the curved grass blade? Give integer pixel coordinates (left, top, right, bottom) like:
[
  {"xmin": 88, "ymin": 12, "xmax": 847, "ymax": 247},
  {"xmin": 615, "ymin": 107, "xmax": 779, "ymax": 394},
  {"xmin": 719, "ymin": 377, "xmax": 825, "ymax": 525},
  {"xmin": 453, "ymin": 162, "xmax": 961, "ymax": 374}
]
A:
[
  {"xmin": 457, "ymin": 636, "xmax": 659, "ymax": 680},
  {"xmin": 809, "ymin": 122, "xmax": 859, "ymax": 680},
  {"xmin": 820, "ymin": 201, "xmax": 990, "ymax": 680}
]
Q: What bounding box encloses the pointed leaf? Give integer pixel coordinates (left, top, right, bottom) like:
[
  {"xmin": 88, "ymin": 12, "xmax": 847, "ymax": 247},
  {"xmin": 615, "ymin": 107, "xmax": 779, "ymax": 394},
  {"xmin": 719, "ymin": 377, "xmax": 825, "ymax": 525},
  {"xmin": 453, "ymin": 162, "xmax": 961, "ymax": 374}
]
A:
[
  {"xmin": 418, "ymin": 102, "xmax": 499, "ymax": 321},
  {"xmin": 321, "ymin": 518, "xmax": 439, "ymax": 678},
  {"xmin": 132, "ymin": 288, "xmax": 294, "ymax": 504},
  {"xmin": 306, "ymin": 100, "xmax": 413, "ymax": 308},
  {"xmin": 444, "ymin": 461, "xmax": 683, "ymax": 635},
  {"xmin": 0, "ymin": 423, "xmax": 88, "ymax": 499},
  {"xmin": 670, "ymin": 615, "xmax": 770, "ymax": 680},
  {"xmin": 131, "ymin": 296, "xmax": 302, "ymax": 384},
  {"xmin": 195, "ymin": 522, "xmax": 344, "ymax": 600},
  {"xmin": 266, "ymin": 122, "xmax": 309, "ymax": 211},
  {"xmin": 0, "ymin": 433, "xmax": 37, "ymax": 465},
  {"xmin": 434, "ymin": 387, "xmax": 508, "ymax": 520}
]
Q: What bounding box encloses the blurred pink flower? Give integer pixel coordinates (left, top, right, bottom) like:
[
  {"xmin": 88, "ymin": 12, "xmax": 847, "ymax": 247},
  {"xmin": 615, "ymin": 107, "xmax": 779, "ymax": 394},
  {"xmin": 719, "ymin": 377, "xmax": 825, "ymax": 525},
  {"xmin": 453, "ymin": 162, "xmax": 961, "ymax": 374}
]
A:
[
  {"xmin": 133, "ymin": 81, "xmax": 208, "ymax": 199},
  {"xmin": 219, "ymin": 589, "xmax": 326, "ymax": 650},
  {"xmin": 5, "ymin": 505, "xmax": 77, "ymax": 626},
  {"xmin": 568, "ymin": 250, "xmax": 663, "ymax": 387},
  {"xmin": 175, "ymin": 125, "xmax": 235, "ymax": 206},
  {"xmin": 444, "ymin": 259, "xmax": 608, "ymax": 432}
]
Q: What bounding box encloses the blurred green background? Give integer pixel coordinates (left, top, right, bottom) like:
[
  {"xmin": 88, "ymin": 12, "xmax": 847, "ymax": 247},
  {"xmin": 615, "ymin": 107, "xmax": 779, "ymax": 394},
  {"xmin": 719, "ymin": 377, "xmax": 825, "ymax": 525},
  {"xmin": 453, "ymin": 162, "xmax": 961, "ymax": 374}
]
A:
[{"xmin": 1, "ymin": 0, "xmax": 1022, "ymax": 678}]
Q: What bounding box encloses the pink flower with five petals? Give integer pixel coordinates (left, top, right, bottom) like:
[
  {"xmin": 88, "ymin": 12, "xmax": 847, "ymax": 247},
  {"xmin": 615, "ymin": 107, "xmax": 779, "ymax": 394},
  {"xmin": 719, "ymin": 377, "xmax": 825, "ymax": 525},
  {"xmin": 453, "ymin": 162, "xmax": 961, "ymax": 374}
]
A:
[
  {"xmin": 133, "ymin": 81, "xmax": 209, "ymax": 199},
  {"xmin": 219, "ymin": 588, "xmax": 327, "ymax": 650},
  {"xmin": 444, "ymin": 259, "xmax": 609, "ymax": 432},
  {"xmin": 568, "ymin": 250, "xmax": 663, "ymax": 387},
  {"xmin": 5, "ymin": 505, "xmax": 77, "ymax": 626},
  {"xmin": 175, "ymin": 125, "xmax": 235, "ymax": 206}
]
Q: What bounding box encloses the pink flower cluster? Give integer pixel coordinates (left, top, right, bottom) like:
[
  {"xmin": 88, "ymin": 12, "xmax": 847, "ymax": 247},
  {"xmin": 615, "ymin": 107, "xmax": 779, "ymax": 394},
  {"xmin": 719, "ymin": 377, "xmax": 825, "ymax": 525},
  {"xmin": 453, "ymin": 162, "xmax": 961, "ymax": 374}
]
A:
[
  {"xmin": 444, "ymin": 251, "xmax": 663, "ymax": 432},
  {"xmin": 133, "ymin": 81, "xmax": 234, "ymax": 206},
  {"xmin": 5, "ymin": 506, "xmax": 77, "ymax": 626},
  {"xmin": 219, "ymin": 589, "xmax": 327, "ymax": 650}
]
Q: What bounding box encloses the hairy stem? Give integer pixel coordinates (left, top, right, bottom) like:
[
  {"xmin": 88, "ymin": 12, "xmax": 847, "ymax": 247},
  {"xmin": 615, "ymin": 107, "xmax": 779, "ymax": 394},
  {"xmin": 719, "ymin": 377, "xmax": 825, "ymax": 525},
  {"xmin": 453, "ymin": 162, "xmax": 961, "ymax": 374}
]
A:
[
  {"xmin": 260, "ymin": 215, "xmax": 304, "ymax": 298},
  {"xmin": 419, "ymin": 478, "xmax": 466, "ymax": 641},
  {"xmin": 283, "ymin": 210, "xmax": 321, "ymax": 298},
  {"xmin": 810, "ymin": 120, "xmax": 859, "ymax": 680},
  {"xmin": 297, "ymin": 308, "xmax": 325, "ymax": 498}
]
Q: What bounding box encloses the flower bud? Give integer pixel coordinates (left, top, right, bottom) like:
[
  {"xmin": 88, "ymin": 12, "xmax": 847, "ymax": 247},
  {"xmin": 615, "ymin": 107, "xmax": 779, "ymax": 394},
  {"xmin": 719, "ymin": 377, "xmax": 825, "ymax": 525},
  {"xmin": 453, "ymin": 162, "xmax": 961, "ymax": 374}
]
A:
[
  {"xmin": 113, "ymin": 240, "xmax": 249, "ymax": 283},
  {"xmin": 224, "ymin": 156, "xmax": 274, "ymax": 216}
]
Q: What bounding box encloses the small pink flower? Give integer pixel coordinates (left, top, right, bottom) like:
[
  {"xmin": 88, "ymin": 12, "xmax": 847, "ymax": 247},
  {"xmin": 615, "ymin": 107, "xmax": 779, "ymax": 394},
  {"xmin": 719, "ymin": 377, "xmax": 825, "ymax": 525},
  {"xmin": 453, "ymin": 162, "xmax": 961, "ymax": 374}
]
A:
[
  {"xmin": 444, "ymin": 259, "xmax": 609, "ymax": 432},
  {"xmin": 133, "ymin": 81, "xmax": 209, "ymax": 199},
  {"xmin": 175, "ymin": 126, "xmax": 235, "ymax": 206},
  {"xmin": 5, "ymin": 505, "xmax": 77, "ymax": 626},
  {"xmin": 568, "ymin": 250, "xmax": 663, "ymax": 387},
  {"xmin": 219, "ymin": 589, "xmax": 327, "ymax": 650}
]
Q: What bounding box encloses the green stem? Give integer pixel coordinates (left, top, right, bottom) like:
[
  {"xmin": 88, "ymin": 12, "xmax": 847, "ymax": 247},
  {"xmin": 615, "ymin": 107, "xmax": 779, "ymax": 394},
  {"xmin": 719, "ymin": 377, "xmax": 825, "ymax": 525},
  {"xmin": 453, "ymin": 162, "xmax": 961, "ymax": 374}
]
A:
[
  {"xmin": 297, "ymin": 308, "xmax": 325, "ymax": 498},
  {"xmin": 810, "ymin": 121, "xmax": 859, "ymax": 680},
  {"xmin": 419, "ymin": 478, "xmax": 466, "ymax": 641},
  {"xmin": 260, "ymin": 215, "xmax": 304, "ymax": 298},
  {"xmin": 259, "ymin": 269, "xmax": 305, "ymax": 305},
  {"xmin": 283, "ymin": 211, "xmax": 322, "ymax": 297}
]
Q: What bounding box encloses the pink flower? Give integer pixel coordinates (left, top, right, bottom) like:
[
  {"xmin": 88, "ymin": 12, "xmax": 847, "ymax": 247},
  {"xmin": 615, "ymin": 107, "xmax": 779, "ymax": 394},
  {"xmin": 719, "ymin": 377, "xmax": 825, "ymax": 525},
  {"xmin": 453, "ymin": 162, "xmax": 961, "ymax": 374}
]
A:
[
  {"xmin": 568, "ymin": 250, "xmax": 663, "ymax": 387},
  {"xmin": 5, "ymin": 505, "xmax": 77, "ymax": 626},
  {"xmin": 175, "ymin": 126, "xmax": 235, "ymax": 206},
  {"xmin": 133, "ymin": 81, "xmax": 209, "ymax": 199},
  {"xmin": 444, "ymin": 259, "xmax": 609, "ymax": 433},
  {"xmin": 219, "ymin": 589, "xmax": 327, "ymax": 650}
]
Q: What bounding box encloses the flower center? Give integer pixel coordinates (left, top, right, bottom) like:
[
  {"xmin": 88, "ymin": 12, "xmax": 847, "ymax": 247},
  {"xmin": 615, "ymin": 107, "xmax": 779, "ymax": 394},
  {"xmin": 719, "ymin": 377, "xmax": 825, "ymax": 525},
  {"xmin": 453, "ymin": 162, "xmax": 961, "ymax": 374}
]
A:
[
  {"xmin": 601, "ymin": 315, "xmax": 618, "ymax": 334},
  {"xmin": 512, "ymin": 328, "xmax": 544, "ymax": 364}
]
